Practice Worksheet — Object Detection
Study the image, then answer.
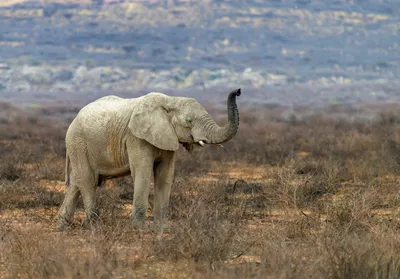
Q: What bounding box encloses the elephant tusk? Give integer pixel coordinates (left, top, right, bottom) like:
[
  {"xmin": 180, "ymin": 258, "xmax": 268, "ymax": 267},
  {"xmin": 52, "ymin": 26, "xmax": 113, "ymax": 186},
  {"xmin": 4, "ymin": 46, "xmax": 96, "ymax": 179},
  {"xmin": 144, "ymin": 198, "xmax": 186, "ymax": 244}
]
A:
[
  {"xmin": 198, "ymin": 141, "xmax": 205, "ymax": 146},
  {"xmin": 216, "ymin": 144, "xmax": 223, "ymax": 148}
]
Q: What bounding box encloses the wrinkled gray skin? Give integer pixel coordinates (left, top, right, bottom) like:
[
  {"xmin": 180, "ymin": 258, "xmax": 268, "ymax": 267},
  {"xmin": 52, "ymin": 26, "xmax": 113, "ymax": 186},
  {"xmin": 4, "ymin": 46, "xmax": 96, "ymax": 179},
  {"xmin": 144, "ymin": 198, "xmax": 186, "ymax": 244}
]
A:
[{"xmin": 59, "ymin": 89, "xmax": 241, "ymax": 231}]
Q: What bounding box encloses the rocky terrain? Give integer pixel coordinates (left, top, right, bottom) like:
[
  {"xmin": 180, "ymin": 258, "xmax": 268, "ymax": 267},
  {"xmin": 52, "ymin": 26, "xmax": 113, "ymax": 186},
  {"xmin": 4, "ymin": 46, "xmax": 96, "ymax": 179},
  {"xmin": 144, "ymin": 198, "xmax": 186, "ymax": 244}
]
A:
[{"xmin": 0, "ymin": 0, "xmax": 399, "ymax": 107}]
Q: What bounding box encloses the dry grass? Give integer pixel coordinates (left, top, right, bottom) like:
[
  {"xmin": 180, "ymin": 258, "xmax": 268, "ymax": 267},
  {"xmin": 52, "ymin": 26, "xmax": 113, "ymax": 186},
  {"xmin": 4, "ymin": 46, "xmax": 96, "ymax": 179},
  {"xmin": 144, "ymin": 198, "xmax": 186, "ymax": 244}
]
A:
[{"xmin": 2, "ymin": 102, "xmax": 400, "ymax": 278}]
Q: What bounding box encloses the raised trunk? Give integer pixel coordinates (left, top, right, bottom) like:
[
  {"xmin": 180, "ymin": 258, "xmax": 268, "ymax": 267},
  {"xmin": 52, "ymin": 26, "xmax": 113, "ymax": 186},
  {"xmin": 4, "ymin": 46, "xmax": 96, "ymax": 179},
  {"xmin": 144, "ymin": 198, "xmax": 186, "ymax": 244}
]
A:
[{"xmin": 200, "ymin": 88, "xmax": 241, "ymax": 144}]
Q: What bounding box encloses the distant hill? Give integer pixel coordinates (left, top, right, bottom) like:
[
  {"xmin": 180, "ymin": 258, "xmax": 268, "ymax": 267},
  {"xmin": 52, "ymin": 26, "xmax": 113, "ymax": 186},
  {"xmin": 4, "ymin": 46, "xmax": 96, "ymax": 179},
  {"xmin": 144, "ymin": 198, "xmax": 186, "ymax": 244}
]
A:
[{"xmin": 0, "ymin": 0, "xmax": 399, "ymax": 107}]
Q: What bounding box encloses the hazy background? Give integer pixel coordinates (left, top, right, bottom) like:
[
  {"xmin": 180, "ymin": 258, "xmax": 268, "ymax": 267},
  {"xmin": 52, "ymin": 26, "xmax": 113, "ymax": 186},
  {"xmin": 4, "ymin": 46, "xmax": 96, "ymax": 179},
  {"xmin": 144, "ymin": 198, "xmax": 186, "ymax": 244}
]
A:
[{"xmin": 0, "ymin": 0, "xmax": 399, "ymax": 109}]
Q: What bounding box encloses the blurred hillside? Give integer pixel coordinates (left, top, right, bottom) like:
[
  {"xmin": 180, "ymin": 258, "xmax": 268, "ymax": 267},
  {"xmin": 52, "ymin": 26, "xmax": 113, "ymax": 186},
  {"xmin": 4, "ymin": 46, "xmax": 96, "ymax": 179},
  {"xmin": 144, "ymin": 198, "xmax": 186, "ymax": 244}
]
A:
[{"xmin": 0, "ymin": 0, "xmax": 399, "ymax": 107}]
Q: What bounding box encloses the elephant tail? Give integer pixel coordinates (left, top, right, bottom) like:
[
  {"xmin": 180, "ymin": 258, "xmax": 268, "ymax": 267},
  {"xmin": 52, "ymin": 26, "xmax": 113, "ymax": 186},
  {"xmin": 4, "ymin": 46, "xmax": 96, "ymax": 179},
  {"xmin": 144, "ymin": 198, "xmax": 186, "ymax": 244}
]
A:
[{"xmin": 65, "ymin": 154, "xmax": 70, "ymax": 186}]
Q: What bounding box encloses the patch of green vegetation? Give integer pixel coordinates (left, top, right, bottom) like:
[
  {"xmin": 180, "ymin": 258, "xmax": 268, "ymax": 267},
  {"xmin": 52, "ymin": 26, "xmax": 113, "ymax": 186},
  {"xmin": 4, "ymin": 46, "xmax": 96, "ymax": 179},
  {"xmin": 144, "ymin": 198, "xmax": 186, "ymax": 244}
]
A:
[
  {"xmin": 183, "ymin": 69, "xmax": 193, "ymax": 77},
  {"xmin": 173, "ymin": 74, "xmax": 184, "ymax": 82},
  {"xmin": 84, "ymin": 59, "xmax": 95, "ymax": 69},
  {"xmin": 29, "ymin": 103, "xmax": 41, "ymax": 109},
  {"xmin": 27, "ymin": 56, "xmax": 42, "ymax": 66},
  {"xmin": 209, "ymin": 73, "xmax": 222, "ymax": 81},
  {"xmin": 329, "ymin": 97, "xmax": 343, "ymax": 105}
]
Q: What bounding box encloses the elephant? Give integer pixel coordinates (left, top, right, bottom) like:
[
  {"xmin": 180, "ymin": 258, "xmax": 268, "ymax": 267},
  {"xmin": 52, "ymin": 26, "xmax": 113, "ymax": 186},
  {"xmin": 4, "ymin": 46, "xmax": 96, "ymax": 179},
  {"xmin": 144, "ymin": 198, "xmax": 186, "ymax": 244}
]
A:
[{"xmin": 58, "ymin": 88, "xmax": 241, "ymax": 231}]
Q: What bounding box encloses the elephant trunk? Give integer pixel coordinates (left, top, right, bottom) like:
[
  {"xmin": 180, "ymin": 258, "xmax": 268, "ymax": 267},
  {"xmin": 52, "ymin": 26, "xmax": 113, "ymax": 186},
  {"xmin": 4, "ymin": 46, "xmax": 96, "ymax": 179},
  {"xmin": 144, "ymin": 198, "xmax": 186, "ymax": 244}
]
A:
[{"xmin": 199, "ymin": 88, "xmax": 241, "ymax": 144}]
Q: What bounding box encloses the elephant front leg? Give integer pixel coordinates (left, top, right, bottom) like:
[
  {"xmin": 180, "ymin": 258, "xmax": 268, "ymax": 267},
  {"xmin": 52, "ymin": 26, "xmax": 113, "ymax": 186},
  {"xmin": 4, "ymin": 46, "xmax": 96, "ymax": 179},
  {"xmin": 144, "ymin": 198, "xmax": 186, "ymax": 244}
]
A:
[
  {"xmin": 131, "ymin": 161, "xmax": 153, "ymax": 229},
  {"xmin": 154, "ymin": 152, "xmax": 175, "ymax": 232}
]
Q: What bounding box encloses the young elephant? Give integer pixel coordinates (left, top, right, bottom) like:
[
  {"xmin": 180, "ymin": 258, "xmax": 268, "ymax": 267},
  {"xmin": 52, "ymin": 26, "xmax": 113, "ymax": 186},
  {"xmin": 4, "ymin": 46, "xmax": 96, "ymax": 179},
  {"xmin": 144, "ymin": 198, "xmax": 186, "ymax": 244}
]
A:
[{"xmin": 59, "ymin": 89, "xmax": 241, "ymax": 231}]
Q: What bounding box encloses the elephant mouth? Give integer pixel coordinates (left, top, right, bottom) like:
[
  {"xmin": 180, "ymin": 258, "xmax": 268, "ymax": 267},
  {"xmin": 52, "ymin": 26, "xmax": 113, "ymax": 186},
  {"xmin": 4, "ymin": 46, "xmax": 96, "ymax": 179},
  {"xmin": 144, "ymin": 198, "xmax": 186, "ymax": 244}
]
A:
[{"xmin": 180, "ymin": 141, "xmax": 223, "ymax": 152}]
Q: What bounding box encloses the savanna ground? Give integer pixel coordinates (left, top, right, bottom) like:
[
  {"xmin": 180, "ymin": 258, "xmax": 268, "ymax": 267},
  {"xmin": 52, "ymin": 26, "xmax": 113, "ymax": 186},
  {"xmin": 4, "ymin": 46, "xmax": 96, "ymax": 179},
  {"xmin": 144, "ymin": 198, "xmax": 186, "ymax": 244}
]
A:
[{"xmin": 2, "ymin": 101, "xmax": 400, "ymax": 278}]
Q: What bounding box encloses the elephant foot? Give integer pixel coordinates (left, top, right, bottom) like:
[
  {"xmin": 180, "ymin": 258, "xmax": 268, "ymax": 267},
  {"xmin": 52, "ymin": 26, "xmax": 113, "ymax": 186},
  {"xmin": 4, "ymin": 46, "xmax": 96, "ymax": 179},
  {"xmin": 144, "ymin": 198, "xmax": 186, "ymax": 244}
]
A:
[
  {"xmin": 132, "ymin": 218, "xmax": 147, "ymax": 230},
  {"xmin": 82, "ymin": 219, "xmax": 101, "ymax": 230},
  {"xmin": 153, "ymin": 219, "xmax": 169, "ymax": 234},
  {"xmin": 58, "ymin": 222, "xmax": 68, "ymax": 232},
  {"xmin": 58, "ymin": 216, "xmax": 73, "ymax": 231},
  {"xmin": 132, "ymin": 206, "xmax": 149, "ymax": 230},
  {"xmin": 82, "ymin": 212, "xmax": 102, "ymax": 230}
]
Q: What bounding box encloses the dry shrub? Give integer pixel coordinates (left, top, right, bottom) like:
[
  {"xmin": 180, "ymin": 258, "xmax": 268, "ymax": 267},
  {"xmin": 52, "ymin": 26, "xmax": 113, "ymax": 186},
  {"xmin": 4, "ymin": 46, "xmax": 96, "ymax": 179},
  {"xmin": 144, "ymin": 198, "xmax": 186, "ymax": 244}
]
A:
[
  {"xmin": 259, "ymin": 242, "xmax": 306, "ymax": 279},
  {"xmin": 0, "ymin": 102, "xmax": 68, "ymax": 142},
  {"xmin": 205, "ymin": 234, "xmax": 307, "ymax": 279},
  {"xmin": 0, "ymin": 143, "xmax": 31, "ymax": 182},
  {"xmin": 2, "ymin": 226, "xmax": 140, "ymax": 279},
  {"xmin": 153, "ymin": 200, "xmax": 242, "ymax": 264},
  {"xmin": 95, "ymin": 186, "xmax": 131, "ymax": 227},
  {"xmin": 35, "ymin": 153, "xmax": 65, "ymax": 181},
  {"xmin": 324, "ymin": 187, "xmax": 379, "ymax": 234},
  {"xmin": 201, "ymin": 228, "xmax": 400, "ymax": 279},
  {"xmin": 213, "ymin": 109, "xmax": 400, "ymax": 183},
  {"xmin": 225, "ymin": 179, "xmax": 264, "ymax": 195},
  {"xmin": 284, "ymin": 213, "xmax": 319, "ymax": 240},
  {"xmin": 153, "ymin": 177, "xmax": 246, "ymax": 264},
  {"xmin": 321, "ymin": 231, "xmax": 400, "ymax": 279},
  {"xmin": 0, "ymin": 180, "xmax": 27, "ymax": 210},
  {"xmin": 272, "ymin": 158, "xmax": 342, "ymax": 209},
  {"xmin": 0, "ymin": 180, "xmax": 64, "ymax": 211},
  {"xmin": 225, "ymin": 179, "xmax": 269, "ymax": 210},
  {"xmin": 0, "ymin": 157, "xmax": 24, "ymax": 182},
  {"xmin": 0, "ymin": 141, "xmax": 64, "ymax": 211}
]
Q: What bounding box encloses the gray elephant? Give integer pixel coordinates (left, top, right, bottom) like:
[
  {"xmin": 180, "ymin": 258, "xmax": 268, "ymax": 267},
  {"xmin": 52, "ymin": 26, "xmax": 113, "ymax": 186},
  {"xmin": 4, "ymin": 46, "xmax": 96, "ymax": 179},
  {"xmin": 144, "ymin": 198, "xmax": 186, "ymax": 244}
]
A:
[{"xmin": 59, "ymin": 88, "xmax": 241, "ymax": 231}]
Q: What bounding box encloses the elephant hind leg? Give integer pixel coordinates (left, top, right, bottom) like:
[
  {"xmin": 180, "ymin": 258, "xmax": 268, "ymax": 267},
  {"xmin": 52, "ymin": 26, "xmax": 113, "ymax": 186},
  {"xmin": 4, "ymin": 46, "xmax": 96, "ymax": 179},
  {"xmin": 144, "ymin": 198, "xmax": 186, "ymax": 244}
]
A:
[
  {"xmin": 58, "ymin": 184, "xmax": 80, "ymax": 231},
  {"xmin": 69, "ymin": 157, "xmax": 99, "ymax": 226},
  {"xmin": 78, "ymin": 174, "xmax": 99, "ymax": 224}
]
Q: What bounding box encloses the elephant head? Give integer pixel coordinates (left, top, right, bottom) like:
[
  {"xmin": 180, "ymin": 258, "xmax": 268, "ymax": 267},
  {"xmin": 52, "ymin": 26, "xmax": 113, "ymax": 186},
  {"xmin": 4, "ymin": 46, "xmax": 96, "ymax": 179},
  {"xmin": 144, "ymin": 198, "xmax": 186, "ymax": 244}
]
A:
[{"xmin": 128, "ymin": 89, "xmax": 241, "ymax": 152}]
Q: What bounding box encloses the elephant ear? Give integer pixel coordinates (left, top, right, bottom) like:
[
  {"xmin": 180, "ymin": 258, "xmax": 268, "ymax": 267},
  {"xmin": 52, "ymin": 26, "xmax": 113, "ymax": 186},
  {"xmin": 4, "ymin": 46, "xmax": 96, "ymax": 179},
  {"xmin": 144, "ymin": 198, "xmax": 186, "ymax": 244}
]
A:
[{"xmin": 129, "ymin": 97, "xmax": 179, "ymax": 151}]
